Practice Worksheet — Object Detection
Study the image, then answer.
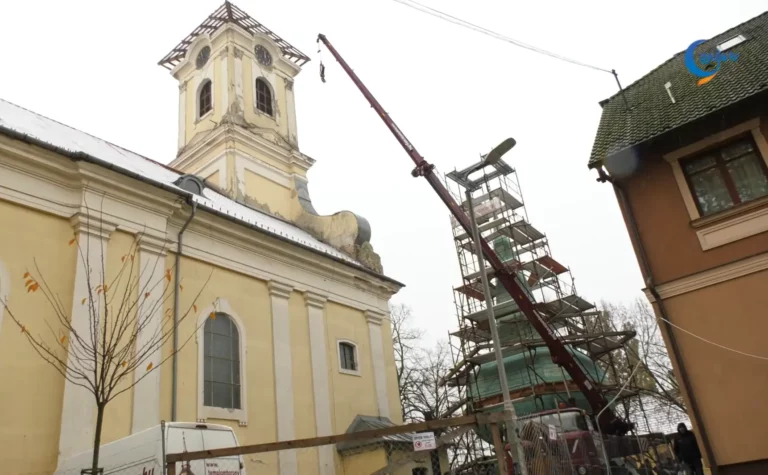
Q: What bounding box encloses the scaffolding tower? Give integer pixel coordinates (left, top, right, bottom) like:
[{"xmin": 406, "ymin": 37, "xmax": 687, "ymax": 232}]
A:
[{"xmin": 440, "ymin": 158, "xmax": 637, "ymax": 422}]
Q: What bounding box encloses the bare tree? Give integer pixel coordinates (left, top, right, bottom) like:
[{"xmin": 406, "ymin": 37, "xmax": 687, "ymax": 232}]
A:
[
  {"xmin": 388, "ymin": 306, "xmax": 487, "ymax": 470},
  {"xmin": 600, "ymin": 298, "xmax": 688, "ymax": 432},
  {"xmin": 0, "ymin": 209, "xmax": 214, "ymax": 474},
  {"xmin": 407, "ymin": 342, "xmax": 495, "ymax": 470},
  {"xmin": 402, "ymin": 341, "xmax": 457, "ymax": 421},
  {"xmin": 390, "ymin": 305, "xmax": 461, "ymax": 423},
  {"xmin": 389, "ymin": 303, "xmax": 425, "ymax": 422}
]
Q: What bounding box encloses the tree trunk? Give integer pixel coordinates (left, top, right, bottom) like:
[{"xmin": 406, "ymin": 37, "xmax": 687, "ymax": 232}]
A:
[{"xmin": 90, "ymin": 403, "xmax": 105, "ymax": 475}]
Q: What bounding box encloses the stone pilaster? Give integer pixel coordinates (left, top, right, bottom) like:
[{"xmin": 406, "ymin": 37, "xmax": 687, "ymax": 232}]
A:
[
  {"xmin": 305, "ymin": 291, "xmax": 335, "ymax": 475},
  {"xmin": 269, "ymin": 280, "xmax": 297, "ymax": 475},
  {"xmin": 365, "ymin": 309, "xmax": 390, "ymax": 419},
  {"xmin": 131, "ymin": 233, "xmax": 168, "ymax": 434},
  {"xmin": 178, "ymin": 82, "xmax": 187, "ymax": 150}
]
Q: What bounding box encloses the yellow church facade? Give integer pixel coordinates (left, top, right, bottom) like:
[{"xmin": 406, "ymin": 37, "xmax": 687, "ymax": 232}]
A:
[{"xmin": 0, "ymin": 3, "xmax": 406, "ymax": 474}]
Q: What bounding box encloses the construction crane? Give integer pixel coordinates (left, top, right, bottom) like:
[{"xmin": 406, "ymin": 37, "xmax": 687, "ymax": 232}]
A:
[{"xmin": 317, "ymin": 34, "xmax": 632, "ymax": 436}]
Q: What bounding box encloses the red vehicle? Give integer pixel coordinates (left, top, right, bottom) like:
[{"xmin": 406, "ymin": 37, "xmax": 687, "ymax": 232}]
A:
[{"xmin": 504, "ymin": 408, "xmax": 606, "ymax": 475}]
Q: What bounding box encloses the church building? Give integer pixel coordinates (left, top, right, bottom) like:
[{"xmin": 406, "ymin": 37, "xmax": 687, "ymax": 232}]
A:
[{"xmin": 0, "ymin": 2, "xmax": 404, "ymax": 474}]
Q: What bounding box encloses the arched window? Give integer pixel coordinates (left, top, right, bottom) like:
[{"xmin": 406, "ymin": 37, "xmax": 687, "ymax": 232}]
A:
[
  {"xmin": 255, "ymin": 78, "xmax": 273, "ymax": 116},
  {"xmin": 198, "ymin": 80, "xmax": 213, "ymax": 118},
  {"xmin": 203, "ymin": 312, "xmax": 240, "ymax": 409},
  {"xmin": 338, "ymin": 340, "xmax": 359, "ymax": 375}
]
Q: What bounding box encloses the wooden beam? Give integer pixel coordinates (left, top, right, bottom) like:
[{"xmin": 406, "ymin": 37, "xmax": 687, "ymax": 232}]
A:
[
  {"xmin": 490, "ymin": 423, "xmax": 508, "ymax": 475},
  {"xmin": 166, "ymin": 413, "xmax": 505, "ymax": 463}
]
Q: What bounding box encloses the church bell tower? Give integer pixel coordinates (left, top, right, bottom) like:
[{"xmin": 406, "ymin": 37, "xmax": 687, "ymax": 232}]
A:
[
  {"xmin": 159, "ymin": 2, "xmax": 383, "ymax": 272},
  {"xmin": 159, "ymin": 2, "xmax": 312, "ymax": 220}
]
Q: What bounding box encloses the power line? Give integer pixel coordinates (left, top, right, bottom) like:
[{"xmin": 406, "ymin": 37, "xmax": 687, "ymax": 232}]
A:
[{"xmin": 391, "ymin": 0, "xmax": 614, "ymax": 74}]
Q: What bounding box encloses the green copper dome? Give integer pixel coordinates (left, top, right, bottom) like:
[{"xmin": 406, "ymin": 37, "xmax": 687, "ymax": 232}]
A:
[{"xmin": 467, "ymin": 347, "xmax": 606, "ymax": 414}]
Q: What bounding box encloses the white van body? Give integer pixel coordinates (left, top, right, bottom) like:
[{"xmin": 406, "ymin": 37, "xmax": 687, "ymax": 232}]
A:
[{"xmin": 55, "ymin": 422, "xmax": 246, "ymax": 475}]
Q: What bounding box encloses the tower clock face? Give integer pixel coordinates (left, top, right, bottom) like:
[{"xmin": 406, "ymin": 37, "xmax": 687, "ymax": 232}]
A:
[
  {"xmin": 255, "ymin": 45, "xmax": 273, "ymax": 66},
  {"xmin": 196, "ymin": 46, "xmax": 210, "ymax": 69}
]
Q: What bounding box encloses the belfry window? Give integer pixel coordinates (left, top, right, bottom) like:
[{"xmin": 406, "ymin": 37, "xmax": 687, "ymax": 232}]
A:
[
  {"xmin": 199, "ymin": 80, "xmax": 213, "ymax": 118},
  {"xmin": 255, "ymin": 78, "xmax": 273, "ymax": 116}
]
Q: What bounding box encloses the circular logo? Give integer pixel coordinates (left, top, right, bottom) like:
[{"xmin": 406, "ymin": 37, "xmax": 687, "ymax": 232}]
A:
[{"xmin": 685, "ymin": 39, "xmax": 719, "ymax": 78}]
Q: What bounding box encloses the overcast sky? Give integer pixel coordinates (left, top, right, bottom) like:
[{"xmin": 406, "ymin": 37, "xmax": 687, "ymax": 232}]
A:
[{"xmin": 1, "ymin": 0, "xmax": 765, "ymax": 342}]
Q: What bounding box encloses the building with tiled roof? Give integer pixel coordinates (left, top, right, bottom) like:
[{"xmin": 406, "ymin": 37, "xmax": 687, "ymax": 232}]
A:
[{"xmin": 589, "ymin": 10, "xmax": 768, "ymax": 475}]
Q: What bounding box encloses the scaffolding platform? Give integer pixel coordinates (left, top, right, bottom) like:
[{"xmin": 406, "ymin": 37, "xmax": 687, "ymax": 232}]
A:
[
  {"xmin": 460, "ymin": 187, "xmax": 524, "ymax": 214},
  {"xmin": 539, "ymin": 294, "xmax": 596, "ymax": 316}
]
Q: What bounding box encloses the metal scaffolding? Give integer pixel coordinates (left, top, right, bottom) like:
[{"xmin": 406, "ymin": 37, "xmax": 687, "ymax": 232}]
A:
[{"xmin": 441, "ymin": 159, "xmax": 637, "ymax": 421}]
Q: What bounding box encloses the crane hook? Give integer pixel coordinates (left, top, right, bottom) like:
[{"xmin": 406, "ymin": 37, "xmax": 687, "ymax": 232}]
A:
[{"xmin": 317, "ymin": 38, "xmax": 326, "ymax": 83}]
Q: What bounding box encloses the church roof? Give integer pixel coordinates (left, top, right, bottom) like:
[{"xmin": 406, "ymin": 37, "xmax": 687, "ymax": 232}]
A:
[
  {"xmin": 0, "ymin": 98, "xmax": 399, "ymax": 282},
  {"xmin": 158, "ymin": 1, "xmax": 311, "ymax": 70}
]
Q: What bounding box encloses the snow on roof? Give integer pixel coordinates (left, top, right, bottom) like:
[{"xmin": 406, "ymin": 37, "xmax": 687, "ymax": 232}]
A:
[{"xmin": 0, "ymin": 98, "xmax": 360, "ymax": 266}]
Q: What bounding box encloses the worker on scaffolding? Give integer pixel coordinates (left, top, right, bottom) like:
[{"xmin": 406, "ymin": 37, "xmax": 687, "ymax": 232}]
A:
[{"xmin": 673, "ymin": 423, "xmax": 703, "ymax": 475}]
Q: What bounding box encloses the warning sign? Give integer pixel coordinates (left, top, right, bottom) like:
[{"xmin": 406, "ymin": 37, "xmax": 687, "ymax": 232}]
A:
[{"xmin": 412, "ymin": 432, "xmax": 437, "ymax": 451}]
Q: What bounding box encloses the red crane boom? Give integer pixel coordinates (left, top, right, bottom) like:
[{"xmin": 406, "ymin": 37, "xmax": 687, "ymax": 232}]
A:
[{"xmin": 316, "ymin": 34, "xmax": 629, "ymax": 435}]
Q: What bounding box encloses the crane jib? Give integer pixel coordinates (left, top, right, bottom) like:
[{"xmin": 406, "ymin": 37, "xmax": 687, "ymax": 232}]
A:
[{"xmin": 316, "ymin": 33, "xmax": 630, "ymax": 436}]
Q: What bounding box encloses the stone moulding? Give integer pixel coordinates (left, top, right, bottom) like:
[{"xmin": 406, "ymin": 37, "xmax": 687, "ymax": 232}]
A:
[{"xmin": 293, "ymin": 178, "xmax": 383, "ymax": 274}]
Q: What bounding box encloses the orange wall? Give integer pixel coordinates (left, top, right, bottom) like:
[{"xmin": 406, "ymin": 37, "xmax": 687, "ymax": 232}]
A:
[
  {"xmin": 618, "ymin": 121, "xmax": 768, "ymax": 285},
  {"xmin": 612, "ymin": 115, "xmax": 768, "ymax": 469},
  {"xmin": 658, "ymin": 269, "xmax": 768, "ymax": 466}
]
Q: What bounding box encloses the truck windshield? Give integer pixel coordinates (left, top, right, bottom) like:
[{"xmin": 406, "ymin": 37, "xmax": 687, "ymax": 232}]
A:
[{"xmin": 536, "ymin": 412, "xmax": 589, "ymax": 432}]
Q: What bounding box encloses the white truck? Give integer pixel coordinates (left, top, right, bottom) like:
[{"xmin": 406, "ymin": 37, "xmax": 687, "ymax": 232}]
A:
[{"xmin": 55, "ymin": 421, "xmax": 246, "ymax": 475}]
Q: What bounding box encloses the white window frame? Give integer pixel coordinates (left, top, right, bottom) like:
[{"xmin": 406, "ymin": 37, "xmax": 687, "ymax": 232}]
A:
[
  {"xmin": 663, "ymin": 117, "xmax": 768, "ymax": 251},
  {"xmin": 337, "ymin": 339, "xmax": 360, "ymax": 377},
  {"xmin": 196, "ymin": 298, "xmax": 248, "ymax": 426}
]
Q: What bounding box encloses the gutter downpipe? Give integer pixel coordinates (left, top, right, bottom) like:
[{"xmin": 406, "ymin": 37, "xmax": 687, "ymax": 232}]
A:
[
  {"xmin": 596, "ymin": 167, "xmax": 718, "ymax": 474},
  {"xmin": 171, "ymin": 200, "xmax": 197, "ymax": 422}
]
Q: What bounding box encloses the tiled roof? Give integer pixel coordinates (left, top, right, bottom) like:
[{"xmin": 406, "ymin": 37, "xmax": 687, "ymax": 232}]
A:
[
  {"xmin": 588, "ymin": 11, "xmax": 768, "ymax": 167},
  {"xmin": 0, "ymin": 98, "xmax": 384, "ymax": 275}
]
